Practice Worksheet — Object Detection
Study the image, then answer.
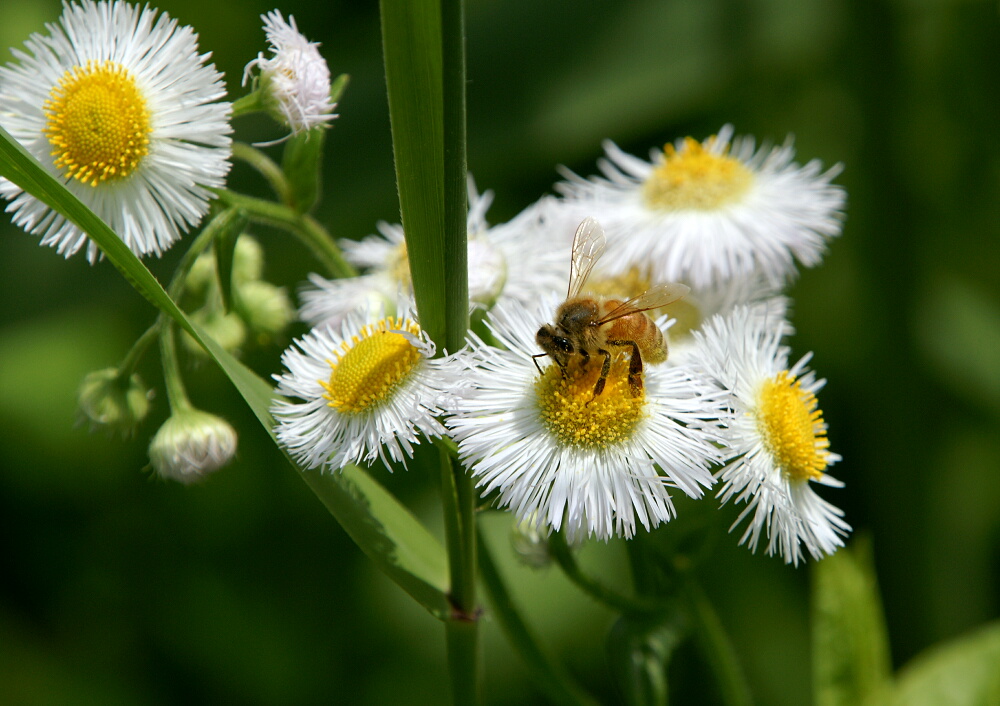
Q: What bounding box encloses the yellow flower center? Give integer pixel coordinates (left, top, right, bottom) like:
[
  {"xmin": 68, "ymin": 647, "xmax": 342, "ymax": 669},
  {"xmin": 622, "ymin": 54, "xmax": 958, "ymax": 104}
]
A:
[
  {"xmin": 320, "ymin": 318, "xmax": 423, "ymax": 414},
  {"xmin": 755, "ymin": 370, "xmax": 832, "ymax": 482},
  {"xmin": 43, "ymin": 60, "xmax": 151, "ymax": 187},
  {"xmin": 642, "ymin": 136, "xmax": 753, "ymax": 211},
  {"xmin": 535, "ymin": 356, "xmax": 645, "ymax": 449}
]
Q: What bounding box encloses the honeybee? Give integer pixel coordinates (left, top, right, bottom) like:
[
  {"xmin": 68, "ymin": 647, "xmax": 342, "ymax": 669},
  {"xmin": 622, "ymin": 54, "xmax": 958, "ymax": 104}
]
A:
[{"xmin": 534, "ymin": 217, "xmax": 689, "ymax": 399}]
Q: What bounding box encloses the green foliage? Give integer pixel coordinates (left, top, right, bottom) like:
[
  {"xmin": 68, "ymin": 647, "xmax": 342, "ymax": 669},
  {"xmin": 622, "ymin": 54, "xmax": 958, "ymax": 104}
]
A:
[
  {"xmin": 892, "ymin": 621, "xmax": 1000, "ymax": 706},
  {"xmin": 0, "ymin": 121, "xmax": 452, "ymax": 621},
  {"xmin": 812, "ymin": 540, "xmax": 893, "ymax": 706}
]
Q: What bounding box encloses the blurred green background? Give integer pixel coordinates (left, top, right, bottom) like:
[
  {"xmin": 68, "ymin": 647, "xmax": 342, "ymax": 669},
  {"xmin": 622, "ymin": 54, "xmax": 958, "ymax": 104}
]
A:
[{"xmin": 2, "ymin": 0, "xmax": 998, "ymax": 704}]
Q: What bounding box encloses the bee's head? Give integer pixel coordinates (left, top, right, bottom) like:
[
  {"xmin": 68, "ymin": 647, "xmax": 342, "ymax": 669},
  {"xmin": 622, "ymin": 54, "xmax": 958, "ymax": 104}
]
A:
[{"xmin": 536, "ymin": 324, "xmax": 573, "ymax": 356}]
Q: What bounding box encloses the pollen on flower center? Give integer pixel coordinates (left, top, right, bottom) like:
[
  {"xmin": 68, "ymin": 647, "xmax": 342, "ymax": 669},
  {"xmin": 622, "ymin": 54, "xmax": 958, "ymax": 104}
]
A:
[
  {"xmin": 320, "ymin": 318, "xmax": 423, "ymax": 414},
  {"xmin": 535, "ymin": 356, "xmax": 645, "ymax": 448},
  {"xmin": 43, "ymin": 60, "xmax": 151, "ymax": 187},
  {"xmin": 755, "ymin": 370, "xmax": 831, "ymax": 482},
  {"xmin": 642, "ymin": 136, "xmax": 753, "ymax": 211}
]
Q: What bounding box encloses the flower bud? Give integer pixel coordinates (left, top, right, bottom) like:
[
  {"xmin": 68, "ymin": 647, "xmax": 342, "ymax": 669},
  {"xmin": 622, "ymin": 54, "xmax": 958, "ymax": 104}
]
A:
[
  {"xmin": 510, "ymin": 516, "xmax": 555, "ymax": 569},
  {"xmin": 77, "ymin": 368, "xmax": 151, "ymax": 436},
  {"xmin": 181, "ymin": 309, "xmax": 247, "ymax": 358},
  {"xmin": 149, "ymin": 409, "xmax": 237, "ymax": 484},
  {"xmin": 237, "ymin": 281, "xmax": 294, "ymax": 341}
]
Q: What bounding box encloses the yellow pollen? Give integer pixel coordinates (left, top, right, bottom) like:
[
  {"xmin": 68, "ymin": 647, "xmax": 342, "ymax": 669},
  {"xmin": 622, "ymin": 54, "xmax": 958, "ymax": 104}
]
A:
[
  {"xmin": 755, "ymin": 370, "xmax": 831, "ymax": 482},
  {"xmin": 43, "ymin": 60, "xmax": 151, "ymax": 187},
  {"xmin": 642, "ymin": 136, "xmax": 753, "ymax": 211},
  {"xmin": 535, "ymin": 355, "xmax": 645, "ymax": 449},
  {"xmin": 319, "ymin": 318, "xmax": 423, "ymax": 414}
]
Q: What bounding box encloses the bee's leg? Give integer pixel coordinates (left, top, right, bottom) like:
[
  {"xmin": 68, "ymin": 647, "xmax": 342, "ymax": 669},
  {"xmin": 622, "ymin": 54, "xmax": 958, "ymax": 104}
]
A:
[
  {"xmin": 609, "ymin": 339, "xmax": 643, "ymax": 397},
  {"xmin": 587, "ymin": 348, "xmax": 612, "ymax": 403},
  {"xmin": 531, "ymin": 353, "xmax": 548, "ymax": 375}
]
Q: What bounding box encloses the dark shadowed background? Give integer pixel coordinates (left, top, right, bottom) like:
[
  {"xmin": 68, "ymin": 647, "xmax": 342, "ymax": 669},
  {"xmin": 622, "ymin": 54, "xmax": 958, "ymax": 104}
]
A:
[{"xmin": 2, "ymin": 0, "xmax": 998, "ymax": 704}]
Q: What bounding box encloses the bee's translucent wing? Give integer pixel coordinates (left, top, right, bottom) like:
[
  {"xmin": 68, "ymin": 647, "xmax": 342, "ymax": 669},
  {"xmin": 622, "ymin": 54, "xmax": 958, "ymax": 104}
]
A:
[
  {"xmin": 567, "ymin": 217, "xmax": 606, "ymax": 298},
  {"xmin": 596, "ymin": 283, "xmax": 691, "ymax": 324}
]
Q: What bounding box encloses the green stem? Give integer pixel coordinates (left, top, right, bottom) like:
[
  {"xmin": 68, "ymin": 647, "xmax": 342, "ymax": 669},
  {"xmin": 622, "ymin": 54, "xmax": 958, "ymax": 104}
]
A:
[
  {"xmin": 477, "ymin": 529, "xmax": 600, "ymax": 706},
  {"xmin": 117, "ymin": 210, "xmax": 236, "ymax": 379},
  {"xmin": 231, "ymin": 91, "xmax": 268, "ymax": 120},
  {"xmin": 232, "ymin": 142, "xmax": 291, "ymax": 204},
  {"xmin": 683, "ymin": 578, "xmax": 754, "ymax": 706},
  {"xmin": 158, "ymin": 320, "xmax": 192, "ymax": 414},
  {"xmin": 214, "ymin": 190, "xmax": 355, "ymax": 279},
  {"xmin": 550, "ymin": 531, "xmax": 672, "ymax": 616},
  {"xmin": 439, "ymin": 445, "xmax": 480, "ymax": 704},
  {"xmin": 117, "ymin": 322, "xmax": 159, "ymax": 379}
]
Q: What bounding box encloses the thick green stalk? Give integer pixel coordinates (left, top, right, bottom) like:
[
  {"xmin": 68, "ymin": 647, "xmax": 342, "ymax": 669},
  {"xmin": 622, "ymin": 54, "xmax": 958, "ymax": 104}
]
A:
[
  {"xmin": 441, "ymin": 0, "xmax": 469, "ymax": 354},
  {"xmin": 381, "ymin": 0, "xmax": 474, "ymax": 701}
]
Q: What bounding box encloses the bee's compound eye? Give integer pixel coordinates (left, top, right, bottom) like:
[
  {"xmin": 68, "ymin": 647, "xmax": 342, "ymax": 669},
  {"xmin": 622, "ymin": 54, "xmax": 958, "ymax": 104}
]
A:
[{"xmin": 554, "ymin": 337, "xmax": 573, "ymax": 353}]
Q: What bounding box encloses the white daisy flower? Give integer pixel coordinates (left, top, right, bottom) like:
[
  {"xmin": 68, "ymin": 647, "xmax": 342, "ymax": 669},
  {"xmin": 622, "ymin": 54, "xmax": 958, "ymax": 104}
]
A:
[
  {"xmin": 242, "ymin": 10, "xmax": 336, "ymax": 137},
  {"xmin": 299, "ymin": 180, "xmax": 568, "ymax": 328},
  {"xmin": 447, "ymin": 297, "xmax": 728, "ymax": 541},
  {"xmin": 272, "ymin": 304, "xmax": 458, "ymax": 472},
  {"xmin": 691, "ymin": 306, "xmax": 850, "ymax": 564},
  {"xmin": 0, "ymin": 0, "xmax": 232, "ymax": 262},
  {"xmin": 555, "ymin": 125, "xmax": 845, "ymax": 288}
]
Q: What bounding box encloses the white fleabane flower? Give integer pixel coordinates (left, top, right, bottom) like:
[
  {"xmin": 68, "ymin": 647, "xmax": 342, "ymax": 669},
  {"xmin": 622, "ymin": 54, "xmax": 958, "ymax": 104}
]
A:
[
  {"xmin": 272, "ymin": 305, "xmax": 458, "ymax": 472},
  {"xmin": 299, "ymin": 181, "xmax": 568, "ymax": 328},
  {"xmin": 0, "ymin": 0, "xmax": 232, "ymax": 262},
  {"xmin": 691, "ymin": 307, "xmax": 850, "ymax": 565},
  {"xmin": 242, "ymin": 10, "xmax": 336, "ymax": 136},
  {"xmin": 555, "ymin": 125, "xmax": 845, "ymax": 288},
  {"xmin": 447, "ymin": 298, "xmax": 728, "ymax": 541}
]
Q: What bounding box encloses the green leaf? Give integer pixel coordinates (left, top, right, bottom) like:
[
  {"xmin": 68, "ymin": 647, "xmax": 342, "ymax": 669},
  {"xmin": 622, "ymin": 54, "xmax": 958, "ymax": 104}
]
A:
[
  {"xmin": 281, "ymin": 129, "xmax": 324, "ymax": 214},
  {"xmin": 380, "ymin": 0, "xmax": 468, "ymax": 354},
  {"xmin": 0, "ymin": 124, "xmax": 450, "ymax": 620},
  {"xmin": 891, "ymin": 621, "xmax": 1000, "ymax": 706},
  {"xmin": 812, "ymin": 540, "xmax": 893, "ymax": 706}
]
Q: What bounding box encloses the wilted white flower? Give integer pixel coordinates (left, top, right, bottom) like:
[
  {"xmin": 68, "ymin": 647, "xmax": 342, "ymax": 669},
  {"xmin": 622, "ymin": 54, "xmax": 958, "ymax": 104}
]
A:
[{"xmin": 243, "ymin": 10, "xmax": 336, "ymax": 136}]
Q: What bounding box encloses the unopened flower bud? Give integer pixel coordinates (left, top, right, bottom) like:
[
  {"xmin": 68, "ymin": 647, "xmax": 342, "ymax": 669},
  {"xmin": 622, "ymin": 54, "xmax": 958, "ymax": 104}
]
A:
[
  {"xmin": 77, "ymin": 368, "xmax": 151, "ymax": 436},
  {"xmin": 237, "ymin": 281, "xmax": 293, "ymax": 340},
  {"xmin": 182, "ymin": 309, "xmax": 247, "ymax": 358},
  {"xmin": 510, "ymin": 516, "xmax": 555, "ymax": 569},
  {"xmin": 149, "ymin": 409, "xmax": 237, "ymax": 484}
]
